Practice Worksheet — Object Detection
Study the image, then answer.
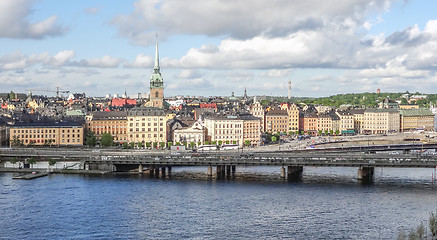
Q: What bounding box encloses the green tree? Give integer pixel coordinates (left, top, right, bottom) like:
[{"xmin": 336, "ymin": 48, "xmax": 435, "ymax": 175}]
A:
[
  {"xmin": 271, "ymin": 136, "xmax": 277, "ymax": 142},
  {"xmin": 101, "ymin": 133, "xmax": 113, "ymax": 147},
  {"xmin": 48, "ymin": 158, "xmax": 57, "ymax": 166},
  {"xmin": 190, "ymin": 142, "xmax": 195, "ymax": 149},
  {"xmin": 324, "ymin": 130, "xmax": 329, "ymax": 135},
  {"xmin": 335, "ymin": 130, "xmax": 340, "ymax": 135},
  {"xmin": 153, "ymin": 142, "xmax": 158, "ymax": 148},
  {"xmin": 212, "ymin": 141, "xmax": 217, "ymax": 145},
  {"xmin": 330, "ymin": 130, "xmax": 334, "ymax": 135},
  {"xmin": 244, "ymin": 140, "xmax": 251, "ymax": 147},
  {"xmin": 430, "ymin": 211, "xmax": 437, "ymax": 237},
  {"xmin": 160, "ymin": 142, "xmax": 165, "ymax": 149},
  {"xmin": 10, "ymin": 158, "xmax": 18, "ymax": 168},
  {"xmin": 218, "ymin": 140, "xmax": 223, "ymax": 145},
  {"xmin": 138, "ymin": 142, "xmax": 143, "ymax": 148},
  {"xmin": 232, "ymin": 141, "xmax": 237, "ymax": 144},
  {"xmin": 167, "ymin": 142, "xmax": 172, "ymax": 149},
  {"xmin": 27, "ymin": 157, "xmax": 36, "ymax": 168},
  {"xmin": 85, "ymin": 131, "xmax": 97, "ymax": 147},
  {"xmin": 318, "ymin": 130, "xmax": 323, "ymax": 136},
  {"xmin": 129, "ymin": 142, "xmax": 135, "ymax": 149},
  {"xmin": 146, "ymin": 142, "xmax": 151, "ymax": 148},
  {"xmin": 122, "ymin": 142, "xmax": 129, "ymax": 149},
  {"xmin": 205, "ymin": 141, "xmax": 210, "ymax": 145}
]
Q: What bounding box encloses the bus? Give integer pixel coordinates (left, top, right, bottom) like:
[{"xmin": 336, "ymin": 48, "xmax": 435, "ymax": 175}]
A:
[
  {"xmin": 197, "ymin": 145, "xmax": 217, "ymax": 151},
  {"xmin": 221, "ymin": 144, "xmax": 239, "ymax": 150}
]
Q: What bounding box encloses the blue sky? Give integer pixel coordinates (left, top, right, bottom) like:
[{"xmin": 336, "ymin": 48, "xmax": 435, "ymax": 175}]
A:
[{"xmin": 1, "ymin": 0, "xmax": 437, "ymax": 98}]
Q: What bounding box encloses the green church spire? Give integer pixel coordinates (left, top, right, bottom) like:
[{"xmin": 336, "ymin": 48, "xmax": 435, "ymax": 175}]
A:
[{"xmin": 150, "ymin": 37, "xmax": 163, "ymax": 88}]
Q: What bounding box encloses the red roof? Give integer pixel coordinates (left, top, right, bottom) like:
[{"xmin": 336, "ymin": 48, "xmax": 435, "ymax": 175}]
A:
[{"xmin": 111, "ymin": 98, "xmax": 137, "ymax": 107}]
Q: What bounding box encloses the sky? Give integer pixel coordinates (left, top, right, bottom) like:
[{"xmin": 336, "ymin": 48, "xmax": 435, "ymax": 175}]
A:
[{"xmin": 1, "ymin": 0, "xmax": 437, "ymax": 98}]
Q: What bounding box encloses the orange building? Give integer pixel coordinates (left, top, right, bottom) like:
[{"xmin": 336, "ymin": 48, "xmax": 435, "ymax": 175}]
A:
[{"xmin": 87, "ymin": 111, "xmax": 128, "ymax": 143}]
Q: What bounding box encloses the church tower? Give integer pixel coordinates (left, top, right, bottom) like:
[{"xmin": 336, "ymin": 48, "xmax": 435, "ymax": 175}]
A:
[{"xmin": 149, "ymin": 39, "xmax": 164, "ymax": 108}]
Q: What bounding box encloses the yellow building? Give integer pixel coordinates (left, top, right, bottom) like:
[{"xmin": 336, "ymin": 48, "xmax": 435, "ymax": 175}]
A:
[
  {"xmin": 350, "ymin": 109, "xmax": 365, "ymax": 133},
  {"xmin": 87, "ymin": 111, "xmax": 128, "ymax": 143},
  {"xmin": 363, "ymin": 109, "xmax": 400, "ymax": 134},
  {"xmin": 265, "ymin": 109, "xmax": 288, "ymax": 134},
  {"xmin": 10, "ymin": 122, "xmax": 83, "ymax": 147},
  {"xmin": 127, "ymin": 107, "xmax": 167, "ymax": 145},
  {"xmin": 336, "ymin": 110, "xmax": 355, "ymax": 133},
  {"xmin": 281, "ymin": 103, "xmax": 300, "ymax": 133},
  {"xmin": 317, "ymin": 113, "xmax": 332, "ymax": 133},
  {"xmin": 400, "ymin": 109, "xmax": 434, "ymax": 132}
]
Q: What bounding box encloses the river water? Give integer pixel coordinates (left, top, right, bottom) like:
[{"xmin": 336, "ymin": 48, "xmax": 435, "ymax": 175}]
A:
[{"xmin": 1, "ymin": 166, "xmax": 437, "ymax": 239}]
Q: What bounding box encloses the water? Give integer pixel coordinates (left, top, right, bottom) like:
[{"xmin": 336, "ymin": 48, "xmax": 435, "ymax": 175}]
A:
[{"xmin": 1, "ymin": 167, "xmax": 437, "ymax": 239}]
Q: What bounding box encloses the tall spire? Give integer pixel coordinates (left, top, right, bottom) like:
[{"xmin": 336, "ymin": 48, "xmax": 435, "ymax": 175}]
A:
[{"xmin": 154, "ymin": 33, "xmax": 160, "ymax": 72}]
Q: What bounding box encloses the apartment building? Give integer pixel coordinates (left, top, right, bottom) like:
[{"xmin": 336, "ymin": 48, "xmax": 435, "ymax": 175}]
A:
[
  {"xmin": 265, "ymin": 108, "xmax": 288, "ymax": 134},
  {"xmin": 400, "ymin": 109, "xmax": 434, "ymax": 132},
  {"xmin": 9, "ymin": 121, "xmax": 83, "ymax": 147},
  {"xmin": 127, "ymin": 107, "xmax": 167, "ymax": 145},
  {"xmin": 363, "ymin": 109, "xmax": 400, "ymax": 134},
  {"xmin": 86, "ymin": 111, "xmax": 128, "ymax": 143}
]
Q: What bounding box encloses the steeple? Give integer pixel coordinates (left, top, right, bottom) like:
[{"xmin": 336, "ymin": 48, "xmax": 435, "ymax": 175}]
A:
[
  {"xmin": 154, "ymin": 38, "xmax": 160, "ymax": 72},
  {"xmin": 148, "ymin": 33, "xmax": 164, "ymax": 108}
]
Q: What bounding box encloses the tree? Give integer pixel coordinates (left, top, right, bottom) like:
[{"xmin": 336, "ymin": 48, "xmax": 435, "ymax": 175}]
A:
[
  {"xmin": 160, "ymin": 142, "xmax": 165, "ymax": 149},
  {"xmin": 146, "ymin": 142, "xmax": 151, "ymax": 148},
  {"xmin": 101, "ymin": 133, "xmax": 113, "ymax": 147},
  {"xmin": 271, "ymin": 136, "xmax": 277, "ymax": 142},
  {"xmin": 122, "ymin": 142, "xmax": 129, "ymax": 149},
  {"xmin": 153, "ymin": 142, "xmax": 158, "ymax": 148},
  {"xmin": 232, "ymin": 141, "xmax": 237, "ymax": 144},
  {"xmin": 48, "ymin": 158, "xmax": 57, "ymax": 171},
  {"xmin": 324, "ymin": 130, "xmax": 329, "ymax": 135},
  {"xmin": 218, "ymin": 140, "xmax": 223, "ymax": 146},
  {"xmin": 244, "ymin": 140, "xmax": 251, "ymax": 147},
  {"xmin": 190, "ymin": 142, "xmax": 195, "ymax": 149},
  {"xmin": 430, "ymin": 211, "xmax": 437, "ymax": 237},
  {"xmin": 27, "ymin": 158, "xmax": 36, "ymax": 168},
  {"xmin": 138, "ymin": 142, "xmax": 143, "ymax": 148},
  {"xmin": 129, "ymin": 142, "xmax": 135, "ymax": 149},
  {"xmin": 10, "ymin": 158, "xmax": 18, "ymax": 168},
  {"xmin": 205, "ymin": 141, "xmax": 210, "ymax": 145},
  {"xmin": 167, "ymin": 142, "xmax": 172, "ymax": 149},
  {"xmin": 85, "ymin": 131, "xmax": 97, "ymax": 147},
  {"xmin": 212, "ymin": 141, "xmax": 217, "ymax": 145},
  {"xmin": 318, "ymin": 130, "xmax": 323, "ymax": 136}
]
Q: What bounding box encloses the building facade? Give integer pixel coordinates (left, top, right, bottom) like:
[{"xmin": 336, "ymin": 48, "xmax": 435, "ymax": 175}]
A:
[
  {"xmin": 250, "ymin": 100, "xmax": 265, "ymax": 132},
  {"xmin": 127, "ymin": 107, "xmax": 167, "ymax": 145},
  {"xmin": 86, "ymin": 111, "xmax": 128, "ymax": 143},
  {"xmin": 400, "ymin": 109, "xmax": 434, "ymax": 132},
  {"xmin": 265, "ymin": 109, "xmax": 288, "ymax": 134},
  {"xmin": 363, "ymin": 109, "xmax": 400, "ymax": 134},
  {"xmin": 9, "ymin": 122, "xmax": 84, "ymax": 147}
]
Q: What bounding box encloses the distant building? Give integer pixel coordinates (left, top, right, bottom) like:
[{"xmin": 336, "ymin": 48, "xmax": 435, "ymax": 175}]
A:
[
  {"xmin": 86, "ymin": 111, "xmax": 128, "ymax": 143},
  {"xmin": 400, "ymin": 109, "xmax": 434, "ymax": 132},
  {"xmin": 127, "ymin": 107, "xmax": 167, "ymax": 145},
  {"xmin": 250, "ymin": 99, "xmax": 265, "ymax": 132},
  {"xmin": 266, "ymin": 108, "xmax": 288, "ymax": 134},
  {"xmin": 363, "ymin": 109, "xmax": 400, "ymax": 134},
  {"xmin": 9, "ymin": 121, "xmax": 84, "ymax": 147}
]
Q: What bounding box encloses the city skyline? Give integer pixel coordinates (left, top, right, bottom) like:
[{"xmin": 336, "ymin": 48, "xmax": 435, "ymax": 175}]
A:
[{"xmin": 1, "ymin": 0, "xmax": 437, "ymax": 97}]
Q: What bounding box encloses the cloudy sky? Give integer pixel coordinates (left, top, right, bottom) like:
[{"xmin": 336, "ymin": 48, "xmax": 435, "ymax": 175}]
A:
[{"xmin": 1, "ymin": 0, "xmax": 437, "ymax": 98}]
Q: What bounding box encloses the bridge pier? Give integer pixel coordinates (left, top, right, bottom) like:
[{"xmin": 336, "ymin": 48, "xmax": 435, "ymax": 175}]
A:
[
  {"xmin": 154, "ymin": 168, "xmax": 160, "ymax": 177},
  {"xmin": 226, "ymin": 165, "xmax": 231, "ymax": 176},
  {"xmin": 161, "ymin": 167, "xmax": 166, "ymax": 178},
  {"xmin": 280, "ymin": 166, "xmax": 286, "ymax": 178},
  {"xmin": 231, "ymin": 165, "xmax": 236, "ymax": 175},
  {"xmin": 167, "ymin": 166, "xmax": 172, "ymax": 177},
  {"xmin": 138, "ymin": 164, "xmax": 143, "ymax": 173},
  {"xmin": 358, "ymin": 167, "xmax": 374, "ymax": 182},
  {"xmin": 216, "ymin": 166, "xmax": 223, "ymax": 177},
  {"xmin": 207, "ymin": 166, "xmax": 213, "ymax": 177},
  {"xmin": 287, "ymin": 166, "xmax": 303, "ymax": 181}
]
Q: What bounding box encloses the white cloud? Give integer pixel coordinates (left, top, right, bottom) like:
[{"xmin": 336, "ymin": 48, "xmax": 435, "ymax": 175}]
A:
[
  {"xmin": 261, "ymin": 69, "xmax": 293, "ymax": 78},
  {"xmin": 74, "ymin": 55, "xmax": 123, "ymax": 68},
  {"xmin": 111, "ymin": 0, "xmax": 395, "ymax": 46},
  {"xmin": 0, "ymin": 0, "xmax": 67, "ymax": 39},
  {"xmin": 177, "ymin": 69, "xmax": 201, "ymax": 79},
  {"xmin": 124, "ymin": 54, "xmax": 153, "ymax": 68},
  {"xmin": 47, "ymin": 50, "xmax": 75, "ymax": 66}
]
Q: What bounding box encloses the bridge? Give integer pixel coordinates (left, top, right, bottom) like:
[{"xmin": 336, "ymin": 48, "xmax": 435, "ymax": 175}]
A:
[{"xmin": 1, "ymin": 147, "xmax": 437, "ymax": 182}]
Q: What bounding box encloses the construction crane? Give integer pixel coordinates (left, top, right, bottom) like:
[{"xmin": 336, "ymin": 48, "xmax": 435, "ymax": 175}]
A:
[{"xmin": 25, "ymin": 87, "xmax": 70, "ymax": 98}]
